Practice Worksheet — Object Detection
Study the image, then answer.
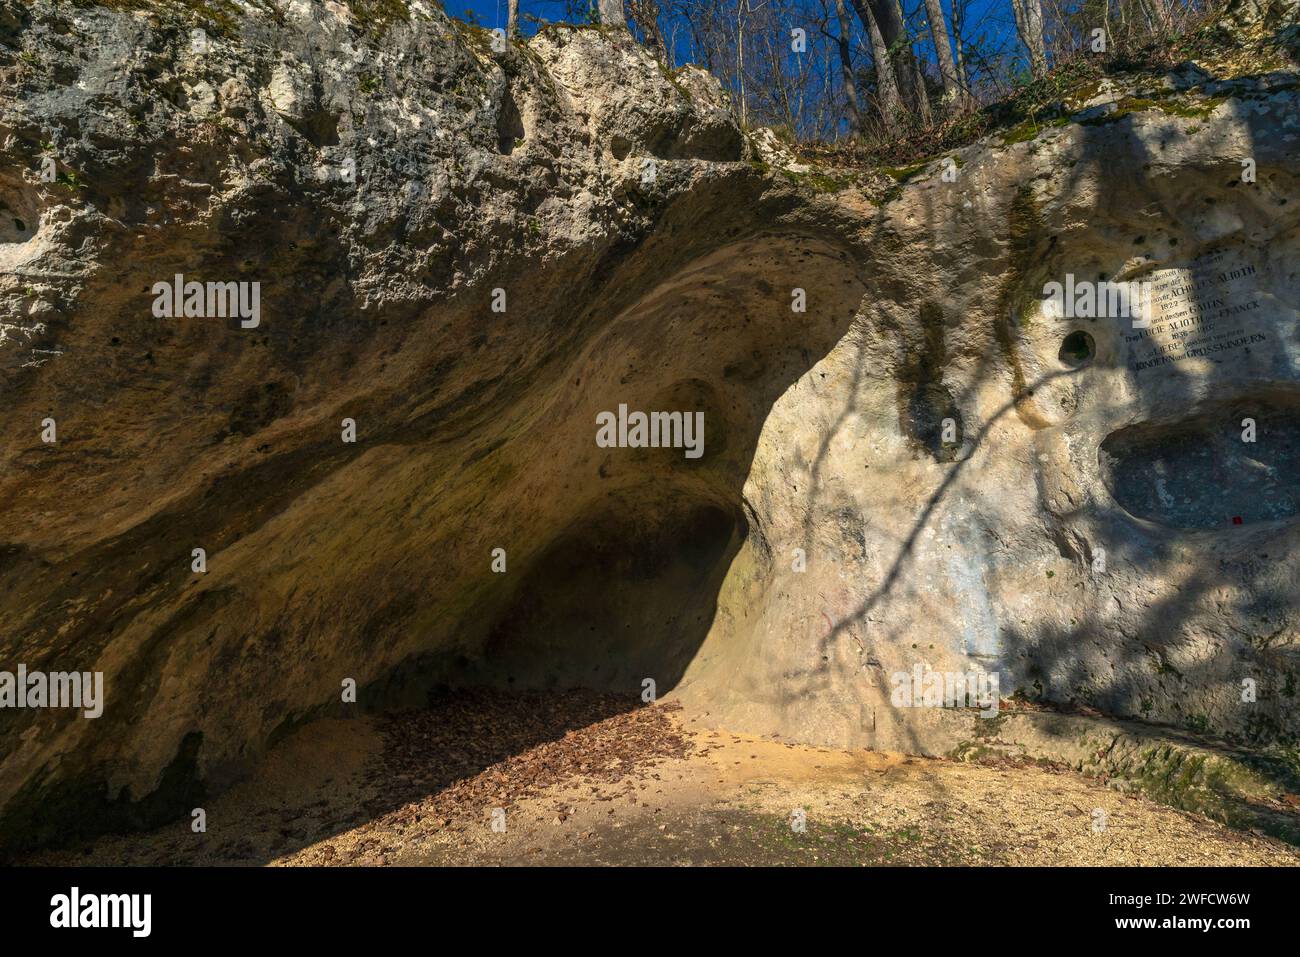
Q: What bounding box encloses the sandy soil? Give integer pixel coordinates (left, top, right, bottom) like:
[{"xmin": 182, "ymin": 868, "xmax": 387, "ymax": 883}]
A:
[{"xmin": 26, "ymin": 693, "xmax": 1300, "ymax": 867}]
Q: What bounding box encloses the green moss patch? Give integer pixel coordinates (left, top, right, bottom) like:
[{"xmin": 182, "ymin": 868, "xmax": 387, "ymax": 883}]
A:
[{"xmin": 880, "ymin": 161, "xmax": 927, "ymax": 183}]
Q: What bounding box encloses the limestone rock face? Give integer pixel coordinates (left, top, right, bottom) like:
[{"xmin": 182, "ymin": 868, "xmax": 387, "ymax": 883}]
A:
[
  {"xmin": 1, "ymin": 0, "xmax": 1298, "ymax": 849},
  {"xmin": 680, "ymin": 71, "xmax": 1300, "ymax": 754}
]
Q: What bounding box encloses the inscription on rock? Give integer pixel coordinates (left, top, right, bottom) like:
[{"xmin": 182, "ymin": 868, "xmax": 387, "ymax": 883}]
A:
[{"xmin": 1124, "ymin": 248, "xmax": 1267, "ymax": 373}]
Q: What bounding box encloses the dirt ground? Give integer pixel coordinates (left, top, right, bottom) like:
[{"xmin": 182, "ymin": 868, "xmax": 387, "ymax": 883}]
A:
[{"xmin": 26, "ymin": 692, "xmax": 1300, "ymax": 867}]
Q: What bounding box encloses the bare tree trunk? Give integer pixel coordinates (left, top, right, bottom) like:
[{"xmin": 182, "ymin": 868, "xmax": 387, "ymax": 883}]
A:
[
  {"xmin": 507, "ymin": 0, "xmax": 519, "ymax": 37},
  {"xmin": 951, "ymin": 0, "xmax": 972, "ymax": 102},
  {"xmin": 599, "ymin": 0, "xmax": 626, "ymax": 29},
  {"xmin": 911, "ymin": 52, "xmax": 932, "ymax": 124},
  {"xmin": 736, "ymin": 0, "xmax": 747, "ymax": 128},
  {"xmin": 1143, "ymin": 0, "xmax": 1171, "ymax": 32},
  {"xmin": 888, "ymin": 0, "xmax": 931, "ymax": 123},
  {"xmin": 1011, "ymin": 0, "xmax": 1048, "ymax": 76},
  {"xmin": 1010, "ymin": 0, "xmax": 1029, "ymax": 65},
  {"xmin": 628, "ymin": 0, "xmax": 669, "ymax": 60},
  {"xmin": 850, "ymin": 0, "xmax": 902, "ymax": 132},
  {"xmin": 834, "ymin": 0, "xmax": 864, "ymax": 137},
  {"xmin": 922, "ymin": 0, "xmax": 962, "ymax": 102},
  {"xmin": 869, "ymin": 0, "xmax": 928, "ymax": 120},
  {"xmin": 1024, "ymin": 0, "xmax": 1048, "ymax": 75}
]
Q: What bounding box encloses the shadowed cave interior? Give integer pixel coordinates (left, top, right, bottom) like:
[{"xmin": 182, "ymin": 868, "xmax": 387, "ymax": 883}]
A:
[{"xmin": 1100, "ymin": 387, "xmax": 1300, "ymax": 528}]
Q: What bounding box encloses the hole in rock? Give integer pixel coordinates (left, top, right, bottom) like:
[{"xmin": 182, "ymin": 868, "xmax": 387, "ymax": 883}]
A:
[
  {"xmin": 496, "ymin": 86, "xmax": 525, "ymax": 155},
  {"xmin": 285, "ymin": 107, "xmax": 341, "ymax": 148},
  {"xmin": 473, "ymin": 499, "xmax": 745, "ymax": 693},
  {"xmin": 1058, "ymin": 330, "xmax": 1095, "ymax": 368},
  {"xmin": 1099, "ymin": 391, "xmax": 1300, "ymax": 528},
  {"xmin": 0, "ymin": 183, "xmax": 39, "ymax": 244}
]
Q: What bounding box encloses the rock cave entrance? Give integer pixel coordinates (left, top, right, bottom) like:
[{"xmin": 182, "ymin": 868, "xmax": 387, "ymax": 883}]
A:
[
  {"xmin": 1099, "ymin": 388, "xmax": 1300, "ymax": 528},
  {"xmin": 442, "ymin": 231, "xmax": 869, "ymax": 703},
  {"xmin": 473, "ymin": 498, "xmax": 745, "ymax": 693}
]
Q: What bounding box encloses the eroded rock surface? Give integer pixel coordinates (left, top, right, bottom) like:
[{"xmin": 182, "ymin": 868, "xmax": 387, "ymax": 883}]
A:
[
  {"xmin": 1, "ymin": 0, "xmax": 1298, "ymax": 850},
  {"xmin": 683, "ymin": 63, "xmax": 1300, "ymax": 758}
]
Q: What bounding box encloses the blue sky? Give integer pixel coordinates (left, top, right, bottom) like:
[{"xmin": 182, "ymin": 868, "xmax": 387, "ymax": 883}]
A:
[
  {"xmin": 450, "ymin": 0, "xmax": 1025, "ymax": 74},
  {"xmin": 447, "ymin": 0, "xmax": 1031, "ymax": 136}
]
